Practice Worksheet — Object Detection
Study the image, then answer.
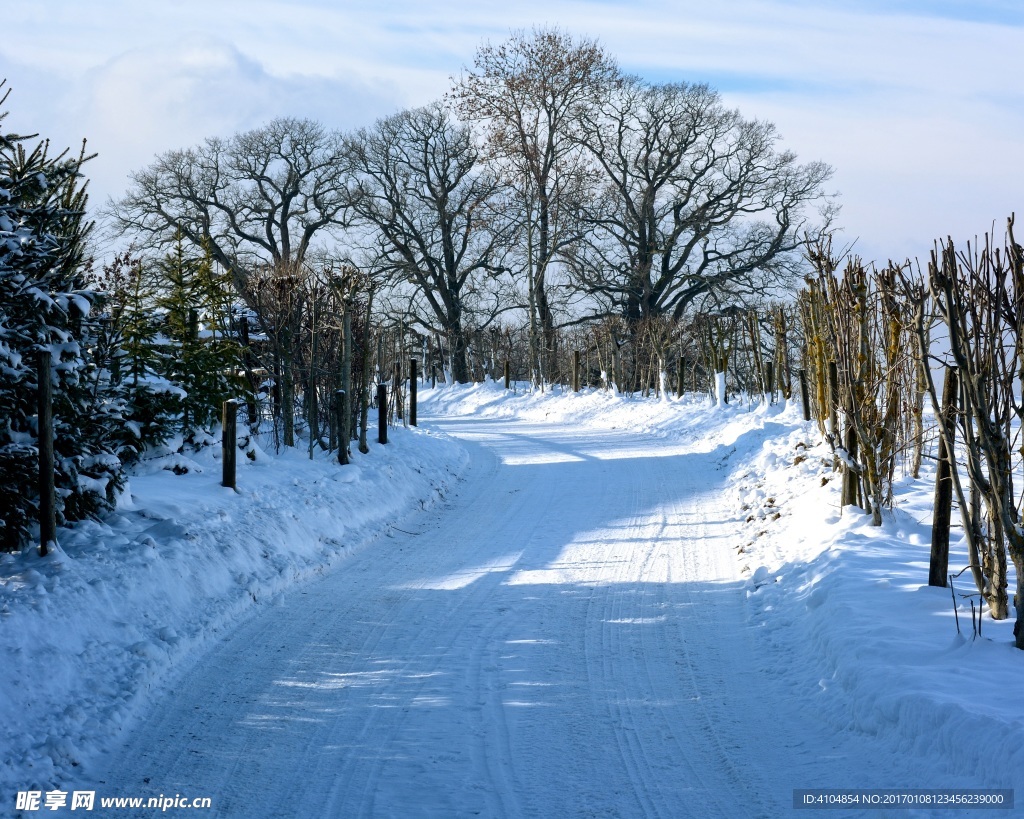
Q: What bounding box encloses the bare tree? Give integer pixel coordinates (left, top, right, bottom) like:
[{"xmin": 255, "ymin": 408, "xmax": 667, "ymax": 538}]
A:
[
  {"xmin": 808, "ymin": 246, "xmax": 916, "ymax": 526},
  {"xmin": 569, "ymin": 77, "xmax": 833, "ymax": 328},
  {"xmin": 107, "ymin": 117, "xmax": 352, "ymax": 447},
  {"xmin": 907, "ymin": 222, "xmax": 1024, "ymax": 635},
  {"xmin": 344, "ymin": 102, "xmax": 514, "ymax": 384},
  {"xmin": 454, "ymin": 27, "xmax": 618, "ymax": 383},
  {"xmin": 107, "ymin": 117, "xmax": 350, "ymax": 288}
]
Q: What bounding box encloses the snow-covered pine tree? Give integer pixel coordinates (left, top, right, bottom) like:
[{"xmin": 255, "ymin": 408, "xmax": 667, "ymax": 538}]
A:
[
  {"xmin": 90, "ymin": 251, "xmax": 182, "ymax": 461},
  {"xmin": 0, "ymin": 84, "xmax": 128, "ymax": 549},
  {"xmin": 153, "ymin": 235, "xmax": 245, "ymax": 441}
]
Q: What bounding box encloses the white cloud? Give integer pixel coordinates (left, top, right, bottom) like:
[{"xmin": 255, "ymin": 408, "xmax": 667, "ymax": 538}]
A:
[
  {"xmin": 0, "ymin": 0, "xmax": 1021, "ymax": 261},
  {"xmin": 3, "ymin": 32, "xmax": 404, "ymax": 209}
]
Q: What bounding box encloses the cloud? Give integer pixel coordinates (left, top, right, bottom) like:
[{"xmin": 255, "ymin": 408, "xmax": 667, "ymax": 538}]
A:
[
  {"xmin": 1, "ymin": 0, "xmax": 1021, "ymax": 263},
  {"xmin": 567, "ymin": 0, "xmax": 1024, "ymax": 261},
  {"xmin": 4, "ymin": 33, "xmax": 406, "ymax": 208}
]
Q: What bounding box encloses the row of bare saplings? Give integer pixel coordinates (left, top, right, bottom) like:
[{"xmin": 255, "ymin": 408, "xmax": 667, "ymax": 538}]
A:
[
  {"xmin": 800, "ymin": 216, "xmax": 1024, "ymax": 646},
  {"xmin": 399, "ymin": 310, "xmax": 798, "ymax": 403},
  {"xmin": 255, "ymin": 262, "xmax": 803, "ymax": 459},
  {"xmin": 549, "ymin": 311, "xmax": 795, "ymax": 402},
  {"xmin": 271, "ymin": 308, "xmax": 802, "ymax": 462},
  {"xmin": 344, "ymin": 307, "xmax": 801, "ymax": 410},
  {"xmin": 238, "ymin": 262, "xmax": 378, "ymax": 461}
]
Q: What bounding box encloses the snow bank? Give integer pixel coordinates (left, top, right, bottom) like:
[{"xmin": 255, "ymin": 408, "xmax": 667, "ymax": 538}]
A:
[
  {"xmin": 0, "ymin": 422, "xmax": 467, "ymax": 795},
  {"xmin": 420, "ymin": 378, "xmax": 780, "ymax": 443},
  {"xmin": 732, "ymin": 422, "xmax": 1024, "ymax": 793}
]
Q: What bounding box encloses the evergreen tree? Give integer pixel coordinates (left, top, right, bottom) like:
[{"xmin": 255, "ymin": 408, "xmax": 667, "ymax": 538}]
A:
[
  {"xmin": 0, "ymin": 84, "xmax": 128, "ymax": 549},
  {"xmin": 152, "ymin": 236, "xmax": 245, "ymax": 440},
  {"xmin": 91, "ymin": 252, "xmax": 181, "ymax": 460}
]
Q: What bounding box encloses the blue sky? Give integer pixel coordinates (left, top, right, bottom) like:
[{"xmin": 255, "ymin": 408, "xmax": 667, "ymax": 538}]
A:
[{"xmin": 2, "ymin": 0, "xmax": 1021, "ymax": 263}]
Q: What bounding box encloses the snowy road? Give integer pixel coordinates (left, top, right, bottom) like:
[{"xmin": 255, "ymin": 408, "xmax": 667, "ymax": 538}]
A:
[{"xmin": 93, "ymin": 415, "xmax": 913, "ymax": 818}]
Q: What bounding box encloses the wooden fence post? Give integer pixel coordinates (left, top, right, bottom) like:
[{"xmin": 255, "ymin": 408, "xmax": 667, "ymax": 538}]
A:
[
  {"xmin": 335, "ymin": 390, "xmax": 349, "ymax": 465},
  {"xmin": 827, "ymin": 361, "xmax": 839, "ymax": 443},
  {"xmin": 842, "ymin": 425, "xmax": 859, "ymax": 509},
  {"xmin": 504, "ymin": 359, "xmax": 511, "ymax": 390},
  {"xmin": 37, "ymin": 350, "xmax": 55, "ymax": 556},
  {"xmin": 222, "ymin": 399, "xmax": 238, "ymax": 490},
  {"xmin": 798, "ymin": 368, "xmax": 811, "ymax": 421},
  {"xmin": 930, "ymin": 367, "xmax": 959, "ymax": 587},
  {"xmin": 377, "ymin": 383, "xmax": 388, "ymax": 445},
  {"xmin": 409, "ymin": 359, "xmax": 418, "ymax": 427},
  {"xmin": 394, "ymin": 362, "xmax": 403, "ymax": 422}
]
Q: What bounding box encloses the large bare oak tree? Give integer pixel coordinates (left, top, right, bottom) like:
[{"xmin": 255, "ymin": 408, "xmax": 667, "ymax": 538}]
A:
[
  {"xmin": 344, "ymin": 102, "xmax": 514, "ymax": 384},
  {"xmin": 454, "ymin": 27, "xmax": 618, "ymax": 382},
  {"xmin": 107, "ymin": 117, "xmax": 351, "ymax": 446},
  {"xmin": 569, "ymin": 78, "xmax": 833, "ymax": 325}
]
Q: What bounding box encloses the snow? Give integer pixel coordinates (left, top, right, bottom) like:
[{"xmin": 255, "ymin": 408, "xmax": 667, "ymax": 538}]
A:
[
  {"xmin": 3, "ymin": 381, "xmax": 1023, "ymax": 816},
  {"xmin": 1, "ymin": 420, "xmax": 466, "ymax": 799}
]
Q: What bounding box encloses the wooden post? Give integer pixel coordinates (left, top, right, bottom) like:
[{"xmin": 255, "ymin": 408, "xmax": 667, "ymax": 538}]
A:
[
  {"xmin": 335, "ymin": 390, "xmax": 348, "ymax": 465},
  {"xmin": 409, "ymin": 359, "xmax": 418, "ymax": 427},
  {"xmin": 842, "ymin": 425, "xmax": 859, "ymax": 509},
  {"xmin": 392, "ymin": 362, "xmax": 402, "ymax": 422},
  {"xmin": 798, "ymin": 368, "xmax": 811, "ymax": 421},
  {"xmin": 222, "ymin": 399, "xmax": 238, "ymax": 490},
  {"xmin": 37, "ymin": 350, "xmax": 55, "ymax": 556},
  {"xmin": 572, "ymin": 350, "xmax": 581, "ymax": 392},
  {"xmin": 504, "ymin": 359, "xmax": 511, "ymax": 390},
  {"xmin": 766, "ymin": 361, "xmax": 774, "ymax": 404},
  {"xmin": 930, "ymin": 367, "xmax": 959, "ymax": 587},
  {"xmin": 827, "ymin": 361, "xmax": 839, "ymax": 443},
  {"xmin": 377, "ymin": 383, "xmax": 388, "ymax": 445}
]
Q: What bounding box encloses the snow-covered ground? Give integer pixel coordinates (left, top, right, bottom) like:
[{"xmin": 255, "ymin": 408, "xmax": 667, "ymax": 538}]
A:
[
  {"xmin": 1, "ymin": 419, "xmax": 467, "ymax": 807},
  {"xmin": 3, "ymin": 381, "xmax": 1022, "ymax": 817}
]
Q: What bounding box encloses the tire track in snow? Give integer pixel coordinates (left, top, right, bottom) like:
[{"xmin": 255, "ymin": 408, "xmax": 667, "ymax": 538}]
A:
[
  {"xmin": 326, "ymin": 443, "xmax": 517, "ymax": 818},
  {"xmin": 581, "ymin": 445, "xmax": 772, "ymax": 818},
  {"xmin": 467, "ymin": 589, "xmax": 522, "ymax": 819},
  {"xmin": 667, "ymin": 455, "xmax": 782, "ymax": 818},
  {"xmin": 591, "ymin": 472, "xmax": 667, "ymax": 819}
]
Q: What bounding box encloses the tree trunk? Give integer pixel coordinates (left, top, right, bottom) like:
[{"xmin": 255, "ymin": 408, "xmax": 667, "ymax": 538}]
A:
[
  {"xmin": 910, "ymin": 355, "xmax": 927, "ymax": 479},
  {"xmin": 451, "ymin": 321, "xmax": 471, "ymax": 384},
  {"xmin": 929, "ymin": 367, "xmax": 958, "ymax": 587},
  {"xmin": 985, "ymin": 507, "xmax": 1009, "ymax": 620},
  {"xmin": 1013, "ymin": 552, "xmax": 1024, "ymax": 647},
  {"xmin": 537, "ymin": 194, "xmax": 558, "ymax": 380},
  {"xmin": 281, "ymin": 324, "xmax": 295, "ymax": 448},
  {"xmin": 341, "ymin": 303, "xmax": 353, "ymax": 460},
  {"xmin": 841, "ymin": 425, "xmax": 859, "ymax": 510},
  {"xmin": 358, "ymin": 296, "xmax": 374, "ymax": 455}
]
